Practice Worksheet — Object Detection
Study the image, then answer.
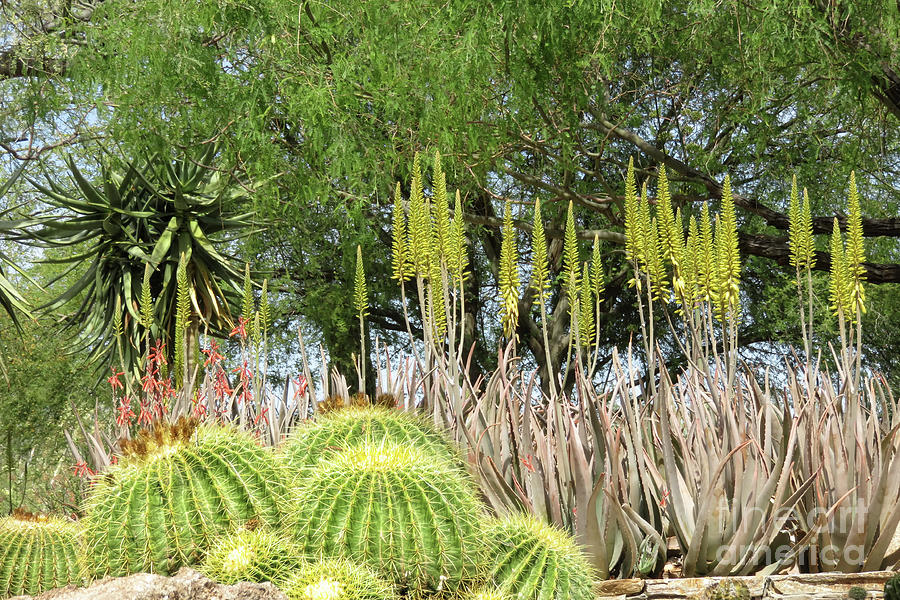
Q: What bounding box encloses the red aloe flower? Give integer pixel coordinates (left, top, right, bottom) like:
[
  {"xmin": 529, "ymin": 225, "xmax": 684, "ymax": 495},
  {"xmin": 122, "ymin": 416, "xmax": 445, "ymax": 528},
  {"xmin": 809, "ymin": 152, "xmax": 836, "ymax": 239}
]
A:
[
  {"xmin": 292, "ymin": 375, "xmax": 308, "ymax": 402},
  {"xmin": 229, "ymin": 317, "xmax": 249, "ymax": 339},
  {"xmin": 107, "ymin": 367, "xmax": 125, "ymax": 392},
  {"xmin": 202, "ymin": 340, "xmax": 225, "ymax": 367},
  {"xmin": 116, "ymin": 396, "xmax": 135, "ymax": 426},
  {"xmin": 147, "ymin": 339, "xmax": 167, "ymax": 367},
  {"xmin": 71, "ymin": 462, "xmax": 95, "ymax": 478},
  {"xmin": 138, "ymin": 401, "xmax": 154, "ymax": 426}
]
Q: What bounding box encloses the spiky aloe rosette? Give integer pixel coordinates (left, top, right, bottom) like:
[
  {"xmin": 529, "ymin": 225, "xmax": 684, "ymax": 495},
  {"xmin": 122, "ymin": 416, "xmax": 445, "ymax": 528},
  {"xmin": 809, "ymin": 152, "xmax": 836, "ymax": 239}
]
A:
[
  {"xmin": 200, "ymin": 526, "xmax": 305, "ymax": 584},
  {"xmin": 294, "ymin": 441, "xmax": 487, "ymax": 594},
  {"xmin": 485, "ymin": 514, "xmax": 595, "ymax": 600},
  {"xmin": 0, "ymin": 510, "xmax": 85, "ymax": 597},
  {"xmin": 83, "ymin": 418, "xmax": 292, "ymax": 577},
  {"xmin": 282, "ymin": 404, "xmax": 463, "ymax": 473},
  {"xmin": 280, "ymin": 558, "xmax": 398, "ymax": 600}
]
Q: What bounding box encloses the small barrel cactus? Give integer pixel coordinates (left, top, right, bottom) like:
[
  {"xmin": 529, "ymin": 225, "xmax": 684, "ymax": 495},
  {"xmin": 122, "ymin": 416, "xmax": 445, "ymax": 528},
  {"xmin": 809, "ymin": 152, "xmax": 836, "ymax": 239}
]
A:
[
  {"xmin": 280, "ymin": 558, "xmax": 398, "ymax": 600},
  {"xmin": 200, "ymin": 526, "xmax": 305, "ymax": 584},
  {"xmin": 0, "ymin": 510, "xmax": 85, "ymax": 597},
  {"xmin": 485, "ymin": 514, "xmax": 594, "ymax": 600},
  {"xmin": 848, "ymin": 585, "xmax": 868, "ymax": 600},
  {"xmin": 282, "ymin": 405, "xmax": 462, "ymax": 473},
  {"xmin": 84, "ymin": 418, "xmax": 292, "ymax": 577},
  {"xmin": 294, "ymin": 441, "xmax": 486, "ymax": 594},
  {"xmin": 885, "ymin": 574, "xmax": 900, "ymax": 600}
]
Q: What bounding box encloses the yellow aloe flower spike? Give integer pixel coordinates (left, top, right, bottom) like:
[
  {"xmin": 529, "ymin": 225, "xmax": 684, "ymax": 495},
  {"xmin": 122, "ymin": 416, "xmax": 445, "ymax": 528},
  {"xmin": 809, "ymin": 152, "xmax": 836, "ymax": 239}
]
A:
[
  {"xmin": 579, "ymin": 262, "xmax": 594, "ymax": 347},
  {"xmin": 408, "ymin": 152, "xmax": 431, "ymax": 279},
  {"xmin": 391, "ymin": 182, "xmax": 411, "ymax": 282},
  {"xmin": 845, "ymin": 171, "xmax": 866, "ymax": 319},
  {"xmin": 499, "ymin": 200, "xmax": 520, "ymax": 339},
  {"xmin": 531, "ymin": 198, "xmax": 550, "ymax": 303}
]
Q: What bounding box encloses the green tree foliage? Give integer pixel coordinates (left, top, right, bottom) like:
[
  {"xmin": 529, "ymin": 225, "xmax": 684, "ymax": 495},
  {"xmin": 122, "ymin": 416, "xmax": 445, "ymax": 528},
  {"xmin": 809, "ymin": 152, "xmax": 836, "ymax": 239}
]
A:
[
  {"xmin": 1, "ymin": 0, "xmax": 900, "ymax": 381},
  {"xmin": 0, "ymin": 317, "xmax": 97, "ymax": 514}
]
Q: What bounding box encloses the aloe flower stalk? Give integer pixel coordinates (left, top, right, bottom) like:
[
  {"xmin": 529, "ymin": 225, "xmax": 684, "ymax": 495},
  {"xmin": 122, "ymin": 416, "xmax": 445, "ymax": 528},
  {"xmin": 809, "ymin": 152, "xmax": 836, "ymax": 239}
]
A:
[
  {"xmin": 530, "ymin": 197, "xmax": 556, "ymax": 397},
  {"xmin": 656, "ymin": 165, "xmax": 679, "ymax": 266},
  {"xmin": 563, "ymin": 200, "xmax": 580, "ymax": 315},
  {"xmin": 390, "ymin": 182, "xmax": 411, "ymax": 283},
  {"xmin": 499, "ymin": 200, "xmax": 520, "ymax": 340},
  {"xmin": 259, "ymin": 279, "xmax": 271, "ymax": 338},
  {"xmin": 530, "ymin": 198, "xmax": 550, "ymax": 304},
  {"xmin": 623, "ymin": 157, "xmax": 641, "ymax": 264},
  {"xmin": 637, "ymin": 181, "xmax": 654, "ymax": 273},
  {"xmin": 173, "ymin": 260, "xmax": 190, "ymax": 387},
  {"xmin": 829, "ymin": 217, "xmax": 850, "ymax": 318},
  {"xmin": 354, "ymin": 245, "xmax": 368, "ymax": 390},
  {"xmin": 713, "ymin": 175, "xmax": 741, "ymax": 323},
  {"xmin": 241, "ymin": 263, "xmax": 255, "ymax": 341},
  {"xmin": 698, "ymin": 202, "xmax": 715, "ymax": 303},
  {"xmin": 408, "ymin": 153, "xmax": 431, "ymax": 279},
  {"xmin": 646, "ymin": 216, "xmax": 668, "ymax": 300},
  {"xmin": 590, "ymin": 233, "xmax": 604, "ymax": 299},
  {"xmin": 845, "ymin": 171, "xmax": 866, "ymax": 320},
  {"xmin": 788, "ymin": 176, "xmax": 815, "ymax": 271},
  {"xmin": 579, "ymin": 262, "xmax": 594, "ymax": 347}
]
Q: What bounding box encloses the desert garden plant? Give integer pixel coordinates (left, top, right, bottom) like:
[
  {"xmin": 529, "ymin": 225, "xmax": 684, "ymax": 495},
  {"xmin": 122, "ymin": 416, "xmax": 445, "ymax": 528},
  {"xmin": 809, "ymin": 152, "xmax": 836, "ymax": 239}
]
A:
[
  {"xmin": 0, "ymin": 509, "xmax": 85, "ymax": 597},
  {"xmin": 83, "ymin": 418, "xmax": 292, "ymax": 577},
  {"xmin": 281, "ymin": 404, "xmax": 462, "ymax": 474},
  {"xmin": 885, "ymin": 573, "xmax": 900, "ymax": 600},
  {"xmin": 293, "ymin": 440, "xmax": 487, "ymax": 595},
  {"xmin": 27, "ymin": 144, "xmax": 255, "ymax": 379},
  {"xmin": 279, "ymin": 558, "xmax": 398, "ymax": 600},
  {"xmin": 848, "ymin": 586, "xmax": 868, "ymax": 600},
  {"xmin": 484, "ymin": 514, "xmax": 594, "ymax": 600},
  {"xmin": 200, "ymin": 526, "xmax": 305, "ymax": 585}
]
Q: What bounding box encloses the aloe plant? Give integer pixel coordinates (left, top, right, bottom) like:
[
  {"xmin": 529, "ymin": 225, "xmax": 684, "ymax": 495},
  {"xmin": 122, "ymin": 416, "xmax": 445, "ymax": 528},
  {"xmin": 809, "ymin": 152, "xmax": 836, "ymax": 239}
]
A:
[
  {"xmin": 0, "ymin": 510, "xmax": 85, "ymax": 597},
  {"xmin": 793, "ymin": 371, "xmax": 900, "ymax": 573},
  {"xmin": 279, "ymin": 558, "xmax": 398, "ymax": 600},
  {"xmin": 485, "ymin": 514, "xmax": 594, "ymax": 600},
  {"xmin": 200, "ymin": 527, "xmax": 305, "ymax": 585},
  {"xmin": 83, "ymin": 418, "xmax": 292, "ymax": 577},
  {"xmin": 27, "ymin": 144, "xmax": 254, "ymax": 378},
  {"xmin": 293, "ymin": 441, "xmax": 486, "ymax": 594}
]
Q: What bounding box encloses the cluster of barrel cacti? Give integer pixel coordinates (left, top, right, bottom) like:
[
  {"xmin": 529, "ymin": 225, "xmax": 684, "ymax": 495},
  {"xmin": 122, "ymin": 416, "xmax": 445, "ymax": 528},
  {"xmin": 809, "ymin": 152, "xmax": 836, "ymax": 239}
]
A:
[{"xmin": 1, "ymin": 404, "xmax": 595, "ymax": 599}]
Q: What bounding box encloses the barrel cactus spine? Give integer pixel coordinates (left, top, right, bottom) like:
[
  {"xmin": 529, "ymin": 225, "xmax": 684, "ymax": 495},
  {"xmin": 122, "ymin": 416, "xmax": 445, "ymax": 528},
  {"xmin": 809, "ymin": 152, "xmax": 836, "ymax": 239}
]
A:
[
  {"xmin": 0, "ymin": 509, "xmax": 85, "ymax": 597},
  {"xmin": 282, "ymin": 404, "xmax": 464, "ymax": 475},
  {"xmin": 200, "ymin": 526, "xmax": 305, "ymax": 585},
  {"xmin": 83, "ymin": 418, "xmax": 293, "ymax": 577},
  {"xmin": 485, "ymin": 514, "xmax": 595, "ymax": 600},
  {"xmin": 280, "ymin": 558, "xmax": 398, "ymax": 600},
  {"xmin": 294, "ymin": 441, "xmax": 487, "ymax": 594}
]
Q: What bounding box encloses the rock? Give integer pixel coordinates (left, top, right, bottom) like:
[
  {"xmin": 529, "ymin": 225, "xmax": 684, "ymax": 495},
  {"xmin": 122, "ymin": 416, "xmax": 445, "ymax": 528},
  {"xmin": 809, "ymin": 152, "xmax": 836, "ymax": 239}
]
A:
[
  {"xmin": 9, "ymin": 567, "xmax": 287, "ymax": 600},
  {"xmin": 596, "ymin": 579, "xmax": 645, "ymax": 595}
]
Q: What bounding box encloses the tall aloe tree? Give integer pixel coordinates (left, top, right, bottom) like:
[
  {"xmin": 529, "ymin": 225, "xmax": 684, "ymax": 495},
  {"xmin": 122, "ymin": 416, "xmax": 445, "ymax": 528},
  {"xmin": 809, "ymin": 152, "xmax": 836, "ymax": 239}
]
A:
[{"xmin": 27, "ymin": 145, "xmax": 255, "ymax": 381}]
